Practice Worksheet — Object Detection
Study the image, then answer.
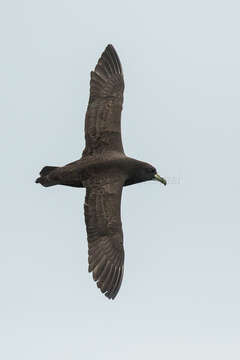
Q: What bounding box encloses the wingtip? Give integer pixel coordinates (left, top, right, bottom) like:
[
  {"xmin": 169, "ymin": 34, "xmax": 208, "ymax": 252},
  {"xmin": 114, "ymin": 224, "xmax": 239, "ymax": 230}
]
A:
[
  {"xmin": 106, "ymin": 43, "xmax": 114, "ymax": 49},
  {"xmin": 105, "ymin": 44, "xmax": 118, "ymax": 56},
  {"xmin": 98, "ymin": 44, "xmax": 122, "ymax": 75}
]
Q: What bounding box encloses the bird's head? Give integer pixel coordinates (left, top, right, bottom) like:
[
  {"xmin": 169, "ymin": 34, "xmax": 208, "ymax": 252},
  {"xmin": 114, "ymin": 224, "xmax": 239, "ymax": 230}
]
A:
[{"xmin": 124, "ymin": 161, "xmax": 167, "ymax": 186}]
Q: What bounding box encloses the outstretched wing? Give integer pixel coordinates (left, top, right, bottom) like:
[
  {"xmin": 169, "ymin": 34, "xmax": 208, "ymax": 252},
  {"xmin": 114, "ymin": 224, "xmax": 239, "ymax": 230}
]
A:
[
  {"xmin": 84, "ymin": 175, "xmax": 125, "ymax": 299},
  {"xmin": 82, "ymin": 45, "xmax": 125, "ymax": 158}
]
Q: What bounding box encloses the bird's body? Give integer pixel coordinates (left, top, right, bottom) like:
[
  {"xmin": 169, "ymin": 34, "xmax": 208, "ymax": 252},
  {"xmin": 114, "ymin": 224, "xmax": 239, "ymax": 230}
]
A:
[
  {"xmin": 37, "ymin": 156, "xmax": 160, "ymax": 188},
  {"xmin": 36, "ymin": 45, "xmax": 166, "ymax": 299}
]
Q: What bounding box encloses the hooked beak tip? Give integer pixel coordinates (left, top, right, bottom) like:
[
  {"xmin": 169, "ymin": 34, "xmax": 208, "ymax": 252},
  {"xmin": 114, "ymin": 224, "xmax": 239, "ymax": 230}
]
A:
[{"xmin": 154, "ymin": 174, "xmax": 167, "ymax": 186}]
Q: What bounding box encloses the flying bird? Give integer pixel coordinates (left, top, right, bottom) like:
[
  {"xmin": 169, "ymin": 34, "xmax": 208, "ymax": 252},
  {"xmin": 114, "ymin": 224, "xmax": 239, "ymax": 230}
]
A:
[{"xmin": 36, "ymin": 45, "xmax": 167, "ymax": 299}]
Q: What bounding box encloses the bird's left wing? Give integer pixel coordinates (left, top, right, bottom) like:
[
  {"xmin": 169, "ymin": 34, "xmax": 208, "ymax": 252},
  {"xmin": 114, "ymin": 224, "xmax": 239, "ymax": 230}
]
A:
[{"xmin": 83, "ymin": 174, "xmax": 125, "ymax": 299}]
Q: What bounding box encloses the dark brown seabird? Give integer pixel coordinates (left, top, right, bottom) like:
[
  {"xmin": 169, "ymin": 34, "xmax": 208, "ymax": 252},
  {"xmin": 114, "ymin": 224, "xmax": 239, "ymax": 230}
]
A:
[{"xmin": 36, "ymin": 45, "xmax": 167, "ymax": 299}]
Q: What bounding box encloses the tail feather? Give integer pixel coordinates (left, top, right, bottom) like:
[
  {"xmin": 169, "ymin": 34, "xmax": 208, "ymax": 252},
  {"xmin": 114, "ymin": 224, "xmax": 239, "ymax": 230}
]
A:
[
  {"xmin": 35, "ymin": 165, "xmax": 59, "ymax": 187},
  {"xmin": 40, "ymin": 166, "xmax": 58, "ymax": 176}
]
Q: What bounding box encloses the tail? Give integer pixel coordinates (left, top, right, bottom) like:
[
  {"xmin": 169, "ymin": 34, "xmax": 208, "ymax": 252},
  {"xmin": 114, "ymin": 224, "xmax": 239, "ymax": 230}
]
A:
[
  {"xmin": 40, "ymin": 166, "xmax": 58, "ymax": 176},
  {"xmin": 35, "ymin": 166, "xmax": 59, "ymax": 187}
]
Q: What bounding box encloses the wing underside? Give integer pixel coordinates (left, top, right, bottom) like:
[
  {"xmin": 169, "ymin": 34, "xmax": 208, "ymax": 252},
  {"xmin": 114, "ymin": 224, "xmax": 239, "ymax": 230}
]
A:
[
  {"xmin": 84, "ymin": 175, "xmax": 125, "ymax": 299},
  {"xmin": 82, "ymin": 45, "xmax": 125, "ymax": 158}
]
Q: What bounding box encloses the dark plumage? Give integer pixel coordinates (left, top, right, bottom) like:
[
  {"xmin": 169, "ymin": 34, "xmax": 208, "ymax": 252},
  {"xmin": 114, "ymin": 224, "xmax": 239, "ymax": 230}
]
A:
[{"xmin": 36, "ymin": 45, "xmax": 166, "ymax": 299}]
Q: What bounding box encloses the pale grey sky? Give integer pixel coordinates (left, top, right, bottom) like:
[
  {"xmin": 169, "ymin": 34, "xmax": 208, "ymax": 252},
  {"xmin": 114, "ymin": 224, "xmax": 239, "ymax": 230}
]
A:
[{"xmin": 1, "ymin": 0, "xmax": 240, "ymax": 359}]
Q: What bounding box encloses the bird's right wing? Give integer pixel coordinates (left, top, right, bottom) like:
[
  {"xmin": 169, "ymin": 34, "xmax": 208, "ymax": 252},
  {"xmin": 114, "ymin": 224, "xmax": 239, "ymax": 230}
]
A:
[
  {"xmin": 82, "ymin": 45, "xmax": 125, "ymax": 159},
  {"xmin": 83, "ymin": 174, "xmax": 125, "ymax": 299}
]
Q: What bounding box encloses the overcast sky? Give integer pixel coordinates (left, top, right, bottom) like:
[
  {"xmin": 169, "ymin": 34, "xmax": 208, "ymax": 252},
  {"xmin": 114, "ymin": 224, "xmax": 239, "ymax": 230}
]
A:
[{"xmin": 1, "ymin": 0, "xmax": 240, "ymax": 359}]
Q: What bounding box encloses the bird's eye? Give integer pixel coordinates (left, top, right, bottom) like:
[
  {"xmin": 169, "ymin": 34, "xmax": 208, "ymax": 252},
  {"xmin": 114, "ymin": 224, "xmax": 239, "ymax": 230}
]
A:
[{"xmin": 148, "ymin": 167, "xmax": 155, "ymax": 173}]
